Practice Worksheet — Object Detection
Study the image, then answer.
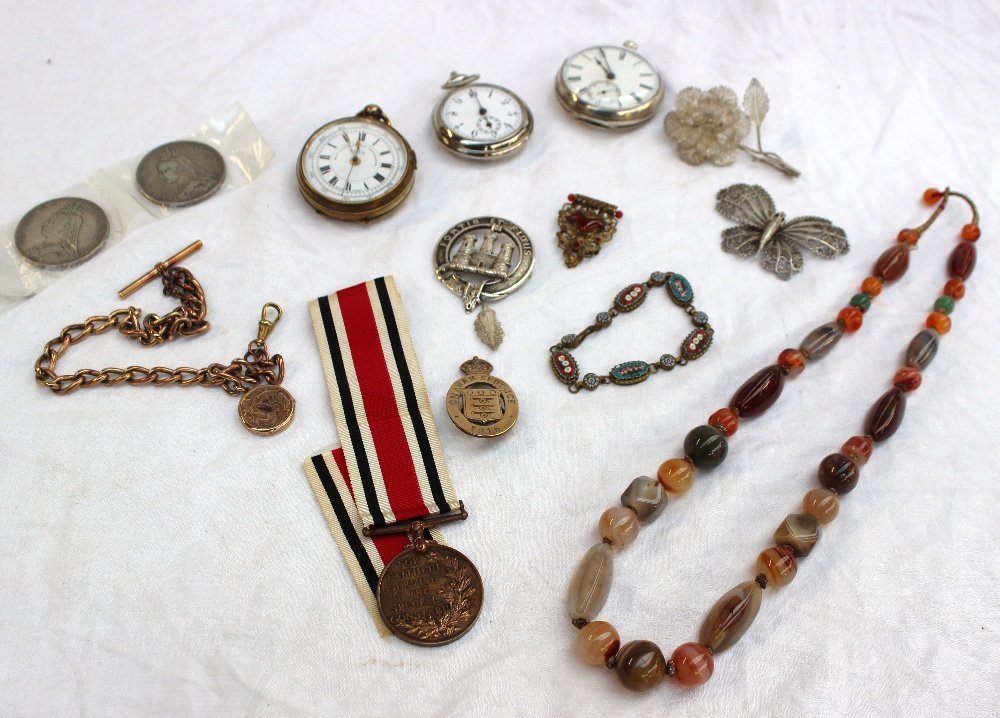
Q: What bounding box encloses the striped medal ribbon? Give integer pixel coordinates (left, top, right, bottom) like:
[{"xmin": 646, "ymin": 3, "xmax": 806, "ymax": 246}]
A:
[{"xmin": 303, "ymin": 276, "xmax": 482, "ymax": 643}]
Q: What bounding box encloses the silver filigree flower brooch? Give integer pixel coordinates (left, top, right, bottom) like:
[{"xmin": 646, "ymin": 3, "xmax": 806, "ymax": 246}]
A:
[
  {"xmin": 664, "ymin": 79, "xmax": 800, "ymax": 178},
  {"xmin": 716, "ymin": 184, "xmax": 848, "ymax": 280}
]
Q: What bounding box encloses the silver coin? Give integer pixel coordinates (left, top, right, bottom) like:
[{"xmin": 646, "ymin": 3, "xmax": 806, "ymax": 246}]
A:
[
  {"xmin": 136, "ymin": 140, "xmax": 226, "ymax": 207},
  {"xmin": 15, "ymin": 197, "xmax": 110, "ymax": 269}
]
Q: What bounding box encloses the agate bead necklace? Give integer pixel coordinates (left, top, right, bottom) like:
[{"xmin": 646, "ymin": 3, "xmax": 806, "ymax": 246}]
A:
[{"xmin": 568, "ymin": 188, "xmax": 979, "ymax": 691}]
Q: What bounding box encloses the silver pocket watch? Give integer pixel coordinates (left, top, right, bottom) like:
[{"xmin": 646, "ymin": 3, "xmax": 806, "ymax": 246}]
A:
[{"xmin": 432, "ymin": 72, "xmax": 533, "ymax": 160}]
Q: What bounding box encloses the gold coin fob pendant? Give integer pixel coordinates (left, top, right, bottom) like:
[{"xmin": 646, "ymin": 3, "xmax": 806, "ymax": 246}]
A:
[
  {"xmin": 238, "ymin": 384, "xmax": 295, "ymax": 436},
  {"xmin": 297, "ymin": 105, "xmax": 417, "ymax": 221},
  {"xmin": 446, "ymin": 357, "xmax": 519, "ymax": 438}
]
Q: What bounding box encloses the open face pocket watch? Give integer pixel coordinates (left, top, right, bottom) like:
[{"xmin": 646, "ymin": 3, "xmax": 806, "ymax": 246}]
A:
[
  {"xmin": 297, "ymin": 105, "xmax": 417, "ymax": 221},
  {"xmin": 432, "ymin": 72, "xmax": 533, "ymax": 160},
  {"xmin": 555, "ymin": 41, "xmax": 664, "ymax": 129}
]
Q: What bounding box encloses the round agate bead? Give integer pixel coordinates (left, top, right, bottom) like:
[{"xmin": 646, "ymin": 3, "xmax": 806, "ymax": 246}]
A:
[
  {"xmin": 818, "ymin": 453, "xmax": 859, "ymax": 494},
  {"xmin": 841, "ymin": 435, "xmax": 873, "ymax": 465},
  {"xmin": 599, "ymin": 506, "xmax": 639, "ymax": 548},
  {"xmin": 671, "ymin": 643, "xmax": 714, "ymax": 687},
  {"xmin": 575, "ymin": 620, "xmax": 620, "ymax": 666},
  {"xmin": 657, "ymin": 458, "xmax": 694, "ymax": 494},
  {"xmin": 614, "ymin": 640, "xmax": 667, "ymax": 691},
  {"xmin": 756, "ymin": 545, "xmax": 797, "ymax": 587},
  {"xmin": 683, "ymin": 425, "xmax": 728, "ymax": 469},
  {"xmin": 803, "ymin": 488, "xmax": 839, "ymax": 524}
]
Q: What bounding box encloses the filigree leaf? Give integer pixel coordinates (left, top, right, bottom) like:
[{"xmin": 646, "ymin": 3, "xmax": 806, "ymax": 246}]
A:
[
  {"xmin": 715, "ymin": 183, "xmax": 776, "ymax": 229},
  {"xmin": 475, "ymin": 304, "xmax": 504, "ymax": 350},
  {"xmin": 743, "ymin": 78, "xmax": 770, "ymax": 127},
  {"xmin": 780, "ymin": 216, "xmax": 850, "ymax": 258}
]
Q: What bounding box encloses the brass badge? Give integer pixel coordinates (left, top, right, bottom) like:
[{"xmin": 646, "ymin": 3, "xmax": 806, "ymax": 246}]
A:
[
  {"xmin": 446, "ymin": 357, "xmax": 518, "ymax": 438},
  {"xmin": 556, "ymin": 193, "xmax": 622, "ymax": 268},
  {"xmin": 377, "ymin": 539, "xmax": 484, "ymax": 646},
  {"xmin": 238, "ymin": 384, "xmax": 296, "ymax": 436}
]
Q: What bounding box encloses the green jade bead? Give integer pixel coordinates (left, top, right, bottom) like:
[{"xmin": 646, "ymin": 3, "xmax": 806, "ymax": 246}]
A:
[
  {"xmin": 934, "ymin": 295, "xmax": 955, "ymax": 315},
  {"xmin": 850, "ymin": 293, "xmax": 872, "ymax": 313}
]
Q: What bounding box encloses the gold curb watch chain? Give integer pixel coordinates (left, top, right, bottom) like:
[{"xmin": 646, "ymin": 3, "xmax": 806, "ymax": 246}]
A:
[{"xmin": 33, "ymin": 241, "xmax": 295, "ymax": 436}]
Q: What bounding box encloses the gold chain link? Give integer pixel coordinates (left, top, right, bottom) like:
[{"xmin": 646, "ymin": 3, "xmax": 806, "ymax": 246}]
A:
[{"xmin": 34, "ymin": 266, "xmax": 284, "ymax": 396}]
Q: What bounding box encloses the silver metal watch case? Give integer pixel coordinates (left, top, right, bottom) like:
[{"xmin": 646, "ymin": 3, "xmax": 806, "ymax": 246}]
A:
[{"xmin": 432, "ymin": 73, "xmax": 534, "ymax": 160}]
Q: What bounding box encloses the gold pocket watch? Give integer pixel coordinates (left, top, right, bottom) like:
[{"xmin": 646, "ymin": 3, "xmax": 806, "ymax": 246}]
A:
[
  {"xmin": 432, "ymin": 72, "xmax": 533, "ymax": 160},
  {"xmin": 297, "ymin": 105, "xmax": 417, "ymax": 221},
  {"xmin": 555, "ymin": 41, "xmax": 664, "ymax": 129}
]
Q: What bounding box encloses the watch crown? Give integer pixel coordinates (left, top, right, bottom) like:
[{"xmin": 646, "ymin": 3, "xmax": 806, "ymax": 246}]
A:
[{"xmin": 623, "ymin": 40, "xmax": 638, "ymax": 50}]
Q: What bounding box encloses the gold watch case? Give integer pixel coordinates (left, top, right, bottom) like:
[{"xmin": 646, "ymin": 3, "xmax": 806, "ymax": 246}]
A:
[
  {"xmin": 297, "ymin": 105, "xmax": 417, "ymax": 221},
  {"xmin": 555, "ymin": 41, "xmax": 664, "ymax": 129},
  {"xmin": 432, "ymin": 72, "xmax": 534, "ymax": 160}
]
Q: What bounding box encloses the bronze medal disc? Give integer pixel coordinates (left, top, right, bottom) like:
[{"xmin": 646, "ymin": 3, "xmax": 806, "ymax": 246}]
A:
[
  {"xmin": 377, "ymin": 542, "xmax": 484, "ymax": 646},
  {"xmin": 238, "ymin": 384, "xmax": 295, "ymax": 436},
  {"xmin": 446, "ymin": 357, "xmax": 519, "ymax": 438},
  {"xmin": 136, "ymin": 140, "xmax": 227, "ymax": 207}
]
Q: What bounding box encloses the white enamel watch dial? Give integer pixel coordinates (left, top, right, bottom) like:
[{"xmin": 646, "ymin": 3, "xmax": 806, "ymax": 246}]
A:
[
  {"xmin": 555, "ymin": 41, "xmax": 664, "ymax": 129},
  {"xmin": 297, "ymin": 105, "xmax": 417, "ymax": 221},
  {"xmin": 432, "ymin": 73, "xmax": 533, "ymax": 160}
]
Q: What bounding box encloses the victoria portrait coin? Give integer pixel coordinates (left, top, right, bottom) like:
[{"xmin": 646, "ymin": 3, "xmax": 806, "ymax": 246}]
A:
[
  {"xmin": 15, "ymin": 197, "xmax": 110, "ymax": 269},
  {"xmin": 136, "ymin": 140, "xmax": 227, "ymax": 207},
  {"xmin": 238, "ymin": 384, "xmax": 295, "ymax": 436},
  {"xmin": 377, "ymin": 542, "xmax": 484, "ymax": 646}
]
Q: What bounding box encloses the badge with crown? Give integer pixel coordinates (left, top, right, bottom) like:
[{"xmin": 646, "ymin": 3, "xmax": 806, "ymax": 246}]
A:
[{"xmin": 434, "ymin": 217, "xmax": 535, "ymax": 350}]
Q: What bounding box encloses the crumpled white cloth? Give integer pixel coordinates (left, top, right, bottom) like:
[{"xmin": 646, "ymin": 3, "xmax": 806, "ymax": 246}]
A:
[{"xmin": 1, "ymin": 1, "xmax": 998, "ymax": 716}]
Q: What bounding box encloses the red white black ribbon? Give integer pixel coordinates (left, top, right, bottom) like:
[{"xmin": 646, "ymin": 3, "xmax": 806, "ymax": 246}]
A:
[{"xmin": 303, "ymin": 276, "xmax": 459, "ymax": 633}]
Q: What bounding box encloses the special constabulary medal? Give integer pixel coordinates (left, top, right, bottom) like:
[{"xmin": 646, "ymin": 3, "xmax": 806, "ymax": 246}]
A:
[
  {"xmin": 446, "ymin": 356, "xmax": 518, "ymax": 438},
  {"xmin": 303, "ymin": 276, "xmax": 483, "ymax": 644}
]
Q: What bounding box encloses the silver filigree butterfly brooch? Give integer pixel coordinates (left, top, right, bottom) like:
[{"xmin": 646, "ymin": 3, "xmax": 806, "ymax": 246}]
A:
[{"xmin": 716, "ymin": 183, "xmax": 849, "ymax": 280}]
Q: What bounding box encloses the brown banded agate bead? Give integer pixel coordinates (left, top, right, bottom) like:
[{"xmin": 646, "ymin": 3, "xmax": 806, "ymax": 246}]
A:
[
  {"xmin": 620, "ymin": 476, "xmax": 666, "ymax": 522},
  {"xmin": 671, "ymin": 643, "xmax": 714, "ymax": 686},
  {"xmin": 803, "ymin": 488, "xmax": 839, "ymax": 524},
  {"xmin": 841, "ymin": 435, "xmax": 873, "ymax": 465},
  {"xmin": 568, "ymin": 543, "xmax": 614, "ymax": 622},
  {"xmin": 865, "ymin": 386, "xmax": 907, "ymax": 442},
  {"xmin": 818, "ymin": 453, "xmax": 860, "ymax": 494},
  {"xmin": 575, "ymin": 620, "xmax": 620, "ymax": 666},
  {"xmin": 756, "ymin": 545, "xmax": 797, "ymax": 587},
  {"xmin": 774, "ymin": 513, "xmax": 820, "ymax": 557},
  {"xmin": 699, "ymin": 580, "xmax": 763, "ymax": 653},
  {"xmin": 730, "ymin": 364, "xmax": 785, "ymax": 417},
  {"xmin": 614, "ymin": 640, "xmax": 667, "ymax": 691}
]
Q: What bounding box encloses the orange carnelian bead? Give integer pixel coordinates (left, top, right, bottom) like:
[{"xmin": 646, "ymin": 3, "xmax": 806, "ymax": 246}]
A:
[
  {"xmin": 777, "ymin": 348, "xmax": 806, "ymax": 377},
  {"xmin": 926, "ymin": 312, "xmax": 951, "ymax": 334},
  {"xmin": 841, "ymin": 436, "xmax": 874, "ymax": 466},
  {"xmin": 657, "ymin": 458, "xmax": 694, "ymax": 494},
  {"xmin": 838, "ymin": 307, "xmax": 863, "ymax": 332},
  {"xmin": 861, "ymin": 276, "xmax": 883, "ymax": 297},
  {"xmin": 893, "ymin": 366, "xmax": 922, "ymax": 392},
  {"xmin": 923, "ymin": 188, "xmax": 945, "ymax": 205},
  {"xmin": 897, "ymin": 229, "xmax": 920, "ymax": 245},
  {"xmin": 708, "ymin": 408, "xmax": 739, "ymax": 437},
  {"xmin": 961, "ymin": 224, "xmax": 980, "ymax": 242},
  {"xmin": 944, "ymin": 278, "xmax": 965, "ymax": 300}
]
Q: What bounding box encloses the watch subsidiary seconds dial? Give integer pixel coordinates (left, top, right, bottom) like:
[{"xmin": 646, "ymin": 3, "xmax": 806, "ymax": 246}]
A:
[
  {"xmin": 432, "ymin": 72, "xmax": 534, "ymax": 160},
  {"xmin": 297, "ymin": 105, "xmax": 417, "ymax": 221},
  {"xmin": 555, "ymin": 41, "xmax": 664, "ymax": 129}
]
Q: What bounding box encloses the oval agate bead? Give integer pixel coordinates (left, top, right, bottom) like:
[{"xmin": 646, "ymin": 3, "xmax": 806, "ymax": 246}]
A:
[
  {"xmin": 615, "ymin": 640, "xmax": 667, "ymax": 691},
  {"xmin": 621, "ymin": 476, "xmax": 666, "ymax": 522},
  {"xmin": 949, "ymin": 242, "xmax": 976, "ymax": 280},
  {"xmin": 799, "ymin": 321, "xmax": 844, "ymax": 361},
  {"xmin": 730, "ymin": 364, "xmax": 785, "ymax": 417},
  {"xmin": 865, "ymin": 386, "xmax": 907, "ymax": 442},
  {"xmin": 684, "ymin": 426, "xmax": 728, "ymax": 469},
  {"xmin": 874, "ymin": 243, "xmax": 910, "ymax": 281},
  {"xmin": 905, "ymin": 329, "xmax": 939, "ymax": 370},
  {"xmin": 575, "ymin": 620, "xmax": 620, "ymax": 666},
  {"xmin": 699, "ymin": 580, "xmax": 763, "ymax": 653},
  {"xmin": 568, "ymin": 543, "xmax": 614, "ymax": 623}
]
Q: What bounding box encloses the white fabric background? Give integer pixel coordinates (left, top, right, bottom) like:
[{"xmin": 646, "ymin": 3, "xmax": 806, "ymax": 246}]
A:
[{"xmin": 1, "ymin": 1, "xmax": 998, "ymax": 716}]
